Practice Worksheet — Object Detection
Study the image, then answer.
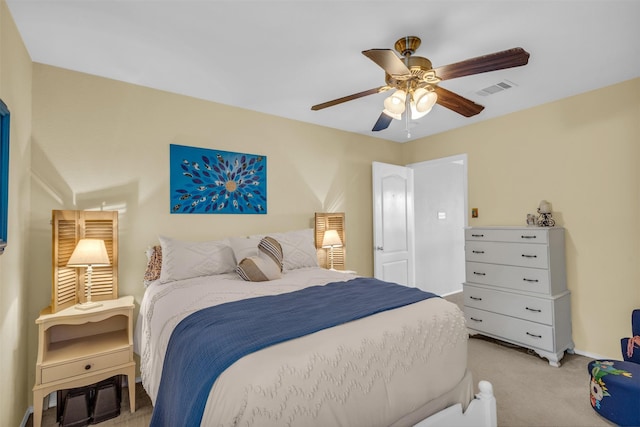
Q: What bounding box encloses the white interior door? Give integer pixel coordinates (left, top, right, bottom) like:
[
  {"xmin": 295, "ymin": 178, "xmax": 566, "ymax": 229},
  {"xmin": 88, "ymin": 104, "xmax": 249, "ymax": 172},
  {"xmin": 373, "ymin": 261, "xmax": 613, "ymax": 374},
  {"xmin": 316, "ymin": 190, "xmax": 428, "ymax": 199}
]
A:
[
  {"xmin": 408, "ymin": 154, "xmax": 468, "ymax": 296},
  {"xmin": 372, "ymin": 162, "xmax": 415, "ymax": 287}
]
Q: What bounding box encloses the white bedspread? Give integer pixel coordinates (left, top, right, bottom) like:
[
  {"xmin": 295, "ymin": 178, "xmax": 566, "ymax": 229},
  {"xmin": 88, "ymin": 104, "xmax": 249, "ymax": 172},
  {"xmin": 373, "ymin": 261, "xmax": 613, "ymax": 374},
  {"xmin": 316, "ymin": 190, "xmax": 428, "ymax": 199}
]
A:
[{"xmin": 135, "ymin": 268, "xmax": 470, "ymax": 426}]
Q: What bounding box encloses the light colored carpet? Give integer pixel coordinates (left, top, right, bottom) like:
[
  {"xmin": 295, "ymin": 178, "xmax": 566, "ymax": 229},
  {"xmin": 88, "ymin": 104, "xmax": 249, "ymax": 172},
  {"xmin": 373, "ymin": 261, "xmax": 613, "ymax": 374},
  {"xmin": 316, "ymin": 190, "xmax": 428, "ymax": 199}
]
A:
[
  {"xmin": 468, "ymin": 335, "xmax": 612, "ymax": 427},
  {"xmin": 29, "ymin": 295, "xmax": 614, "ymax": 426}
]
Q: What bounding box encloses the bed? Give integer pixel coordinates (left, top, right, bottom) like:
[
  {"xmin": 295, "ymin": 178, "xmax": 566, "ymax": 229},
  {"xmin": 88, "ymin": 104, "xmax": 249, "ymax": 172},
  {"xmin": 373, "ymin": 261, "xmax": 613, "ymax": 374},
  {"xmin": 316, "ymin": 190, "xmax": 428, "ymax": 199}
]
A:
[{"xmin": 134, "ymin": 229, "xmax": 496, "ymax": 426}]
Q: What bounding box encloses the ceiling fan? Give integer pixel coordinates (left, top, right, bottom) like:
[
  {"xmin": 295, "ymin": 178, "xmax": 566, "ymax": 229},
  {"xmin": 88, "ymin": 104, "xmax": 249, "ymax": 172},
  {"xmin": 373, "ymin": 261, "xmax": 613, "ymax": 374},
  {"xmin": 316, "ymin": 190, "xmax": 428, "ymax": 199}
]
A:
[{"xmin": 311, "ymin": 36, "xmax": 530, "ymax": 137}]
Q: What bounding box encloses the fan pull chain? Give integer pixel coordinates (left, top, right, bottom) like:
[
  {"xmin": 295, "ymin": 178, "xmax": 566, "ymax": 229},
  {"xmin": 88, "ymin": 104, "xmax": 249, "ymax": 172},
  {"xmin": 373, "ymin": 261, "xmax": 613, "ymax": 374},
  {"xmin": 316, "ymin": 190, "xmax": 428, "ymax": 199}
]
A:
[
  {"xmin": 405, "ymin": 84, "xmax": 411, "ymax": 138},
  {"xmin": 405, "ymin": 111, "xmax": 411, "ymax": 138}
]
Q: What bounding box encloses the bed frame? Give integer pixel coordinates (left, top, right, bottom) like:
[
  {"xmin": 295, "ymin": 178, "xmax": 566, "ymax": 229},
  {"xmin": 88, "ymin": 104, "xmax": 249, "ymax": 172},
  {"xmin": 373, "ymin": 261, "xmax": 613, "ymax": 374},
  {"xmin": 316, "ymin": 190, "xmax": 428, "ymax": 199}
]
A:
[{"xmin": 416, "ymin": 381, "xmax": 497, "ymax": 427}]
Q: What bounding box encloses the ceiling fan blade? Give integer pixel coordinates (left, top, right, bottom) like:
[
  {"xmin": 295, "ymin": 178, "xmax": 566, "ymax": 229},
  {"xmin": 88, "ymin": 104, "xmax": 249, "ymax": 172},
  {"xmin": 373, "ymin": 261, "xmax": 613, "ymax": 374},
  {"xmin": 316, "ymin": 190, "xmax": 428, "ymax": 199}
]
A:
[
  {"xmin": 362, "ymin": 49, "xmax": 411, "ymax": 78},
  {"xmin": 433, "ymin": 47, "xmax": 530, "ymax": 81},
  {"xmin": 311, "ymin": 86, "xmax": 389, "ymax": 111},
  {"xmin": 434, "ymin": 86, "xmax": 485, "ymax": 117},
  {"xmin": 372, "ymin": 112, "xmax": 393, "ymax": 132}
]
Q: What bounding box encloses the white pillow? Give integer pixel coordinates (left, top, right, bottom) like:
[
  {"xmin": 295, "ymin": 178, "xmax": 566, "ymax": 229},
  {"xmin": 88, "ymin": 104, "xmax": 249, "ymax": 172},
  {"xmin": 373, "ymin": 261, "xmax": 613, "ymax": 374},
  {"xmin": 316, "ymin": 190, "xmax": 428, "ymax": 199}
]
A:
[
  {"xmin": 268, "ymin": 229, "xmax": 319, "ymax": 270},
  {"xmin": 158, "ymin": 235, "xmax": 236, "ymax": 283},
  {"xmin": 229, "ymin": 236, "xmax": 261, "ymax": 264}
]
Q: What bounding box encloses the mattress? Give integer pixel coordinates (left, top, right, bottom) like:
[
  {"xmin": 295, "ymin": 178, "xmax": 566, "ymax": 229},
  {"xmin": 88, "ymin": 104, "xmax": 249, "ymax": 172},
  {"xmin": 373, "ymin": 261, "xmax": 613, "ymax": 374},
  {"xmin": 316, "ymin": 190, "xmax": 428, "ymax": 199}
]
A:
[{"xmin": 135, "ymin": 267, "xmax": 471, "ymax": 426}]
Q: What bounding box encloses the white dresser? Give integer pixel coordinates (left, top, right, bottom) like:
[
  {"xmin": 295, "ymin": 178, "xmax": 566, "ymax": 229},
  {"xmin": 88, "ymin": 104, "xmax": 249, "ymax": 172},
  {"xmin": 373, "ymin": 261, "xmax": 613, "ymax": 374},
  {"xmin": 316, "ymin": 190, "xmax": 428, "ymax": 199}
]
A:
[{"xmin": 463, "ymin": 226, "xmax": 573, "ymax": 366}]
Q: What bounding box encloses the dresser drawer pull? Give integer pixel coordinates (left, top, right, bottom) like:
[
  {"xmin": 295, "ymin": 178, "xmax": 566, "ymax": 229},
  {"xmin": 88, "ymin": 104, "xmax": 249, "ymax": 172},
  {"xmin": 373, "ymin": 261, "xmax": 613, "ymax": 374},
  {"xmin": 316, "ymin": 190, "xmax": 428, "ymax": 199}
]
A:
[
  {"xmin": 469, "ymin": 296, "xmax": 483, "ymax": 301},
  {"xmin": 84, "ymin": 364, "xmax": 92, "ymax": 371},
  {"xmin": 472, "ymin": 250, "xmax": 485, "ymax": 254},
  {"xmin": 525, "ymin": 307, "xmax": 542, "ymax": 313},
  {"xmin": 526, "ymin": 332, "xmax": 542, "ymax": 339},
  {"xmin": 521, "ymin": 235, "xmax": 537, "ymax": 239},
  {"xmin": 521, "ymin": 254, "xmax": 537, "ymax": 258},
  {"xmin": 473, "ymin": 272, "xmax": 486, "ymax": 276},
  {"xmin": 470, "ymin": 317, "xmax": 483, "ymax": 322},
  {"xmin": 471, "ymin": 234, "xmax": 484, "ymax": 238},
  {"xmin": 523, "ymin": 278, "xmax": 539, "ymax": 283}
]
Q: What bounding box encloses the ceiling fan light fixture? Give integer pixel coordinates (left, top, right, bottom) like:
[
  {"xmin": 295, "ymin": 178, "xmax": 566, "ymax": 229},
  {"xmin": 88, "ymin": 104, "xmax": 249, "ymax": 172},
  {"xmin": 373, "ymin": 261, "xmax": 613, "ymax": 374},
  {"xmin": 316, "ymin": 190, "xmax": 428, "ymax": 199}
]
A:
[
  {"xmin": 384, "ymin": 90, "xmax": 407, "ymax": 115},
  {"xmin": 413, "ymin": 87, "xmax": 438, "ymax": 113},
  {"xmin": 382, "ymin": 109, "xmax": 402, "ymax": 121},
  {"xmin": 410, "ymin": 101, "xmax": 431, "ymax": 120}
]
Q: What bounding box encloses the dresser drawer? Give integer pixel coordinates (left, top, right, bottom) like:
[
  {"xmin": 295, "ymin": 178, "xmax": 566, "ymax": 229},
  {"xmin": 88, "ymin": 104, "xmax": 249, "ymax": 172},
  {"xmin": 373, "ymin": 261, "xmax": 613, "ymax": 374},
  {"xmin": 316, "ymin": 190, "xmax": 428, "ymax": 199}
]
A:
[
  {"xmin": 464, "ymin": 307, "xmax": 554, "ymax": 352},
  {"xmin": 463, "ymin": 284, "xmax": 553, "ymax": 325},
  {"xmin": 465, "ymin": 261, "xmax": 551, "ymax": 294},
  {"xmin": 41, "ymin": 348, "xmax": 130, "ymax": 383},
  {"xmin": 465, "ymin": 241, "xmax": 549, "ymax": 269},
  {"xmin": 465, "ymin": 228, "xmax": 548, "ymax": 244}
]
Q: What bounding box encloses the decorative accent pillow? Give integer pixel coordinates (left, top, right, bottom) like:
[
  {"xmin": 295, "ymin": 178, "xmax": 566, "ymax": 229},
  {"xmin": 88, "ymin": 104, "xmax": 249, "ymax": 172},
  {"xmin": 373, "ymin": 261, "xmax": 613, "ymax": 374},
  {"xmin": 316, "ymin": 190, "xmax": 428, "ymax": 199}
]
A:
[
  {"xmin": 236, "ymin": 237, "xmax": 284, "ymax": 282},
  {"xmin": 158, "ymin": 235, "xmax": 236, "ymax": 283},
  {"xmin": 257, "ymin": 236, "xmax": 284, "ymax": 272},
  {"xmin": 268, "ymin": 229, "xmax": 319, "ymax": 270},
  {"xmin": 143, "ymin": 245, "xmax": 163, "ymax": 285}
]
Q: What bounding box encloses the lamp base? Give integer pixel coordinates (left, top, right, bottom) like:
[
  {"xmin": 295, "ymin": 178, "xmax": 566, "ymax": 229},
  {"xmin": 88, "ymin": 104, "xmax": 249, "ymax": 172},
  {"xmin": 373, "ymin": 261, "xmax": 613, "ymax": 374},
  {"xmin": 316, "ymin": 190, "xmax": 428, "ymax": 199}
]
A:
[{"xmin": 75, "ymin": 301, "xmax": 103, "ymax": 311}]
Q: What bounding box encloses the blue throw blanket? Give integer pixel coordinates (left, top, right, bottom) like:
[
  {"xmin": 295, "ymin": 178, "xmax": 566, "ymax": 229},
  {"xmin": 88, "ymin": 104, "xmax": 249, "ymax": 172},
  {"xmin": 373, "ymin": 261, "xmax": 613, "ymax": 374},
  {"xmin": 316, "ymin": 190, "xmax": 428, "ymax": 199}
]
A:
[{"xmin": 150, "ymin": 277, "xmax": 438, "ymax": 427}]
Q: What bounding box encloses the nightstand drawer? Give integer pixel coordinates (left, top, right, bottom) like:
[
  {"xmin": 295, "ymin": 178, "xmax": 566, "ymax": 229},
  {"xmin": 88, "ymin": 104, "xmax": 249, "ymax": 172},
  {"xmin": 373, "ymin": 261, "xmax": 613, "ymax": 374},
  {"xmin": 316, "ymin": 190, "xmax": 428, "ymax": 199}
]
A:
[{"xmin": 42, "ymin": 348, "xmax": 130, "ymax": 383}]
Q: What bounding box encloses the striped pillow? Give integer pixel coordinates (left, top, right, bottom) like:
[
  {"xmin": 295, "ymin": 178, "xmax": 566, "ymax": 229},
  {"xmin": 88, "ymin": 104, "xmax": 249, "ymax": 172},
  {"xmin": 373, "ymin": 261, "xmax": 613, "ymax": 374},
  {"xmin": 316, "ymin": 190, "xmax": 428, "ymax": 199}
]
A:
[{"xmin": 236, "ymin": 237, "xmax": 284, "ymax": 282}]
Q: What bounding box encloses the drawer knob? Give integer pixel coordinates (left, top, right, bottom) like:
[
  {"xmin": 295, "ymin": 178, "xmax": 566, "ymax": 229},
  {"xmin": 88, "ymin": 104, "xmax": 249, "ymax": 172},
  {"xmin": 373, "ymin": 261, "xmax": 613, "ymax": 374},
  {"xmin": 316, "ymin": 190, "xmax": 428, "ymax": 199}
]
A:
[
  {"xmin": 472, "ymin": 250, "xmax": 485, "ymax": 254},
  {"xmin": 521, "ymin": 254, "xmax": 537, "ymax": 258},
  {"xmin": 470, "ymin": 317, "xmax": 483, "ymax": 322},
  {"xmin": 473, "ymin": 272, "xmax": 486, "ymax": 276},
  {"xmin": 523, "ymin": 278, "xmax": 539, "ymax": 283},
  {"xmin": 85, "ymin": 364, "xmax": 92, "ymax": 371},
  {"xmin": 470, "ymin": 296, "xmax": 483, "ymax": 301},
  {"xmin": 471, "ymin": 234, "xmax": 484, "ymax": 238},
  {"xmin": 521, "ymin": 235, "xmax": 537, "ymax": 239},
  {"xmin": 526, "ymin": 332, "xmax": 542, "ymax": 339},
  {"xmin": 526, "ymin": 307, "xmax": 542, "ymax": 313}
]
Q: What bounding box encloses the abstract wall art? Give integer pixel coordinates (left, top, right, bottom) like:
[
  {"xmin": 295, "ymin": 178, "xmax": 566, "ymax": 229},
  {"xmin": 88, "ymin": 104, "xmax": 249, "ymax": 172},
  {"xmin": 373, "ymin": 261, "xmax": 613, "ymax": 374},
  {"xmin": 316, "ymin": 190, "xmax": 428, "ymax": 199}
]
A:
[{"xmin": 170, "ymin": 144, "xmax": 267, "ymax": 214}]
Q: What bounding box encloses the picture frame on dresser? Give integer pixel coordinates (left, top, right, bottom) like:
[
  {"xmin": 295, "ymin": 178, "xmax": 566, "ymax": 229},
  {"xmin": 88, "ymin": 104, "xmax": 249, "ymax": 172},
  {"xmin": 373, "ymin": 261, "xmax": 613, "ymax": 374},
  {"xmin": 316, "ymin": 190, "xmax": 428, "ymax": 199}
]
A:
[{"xmin": 463, "ymin": 226, "xmax": 574, "ymax": 367}]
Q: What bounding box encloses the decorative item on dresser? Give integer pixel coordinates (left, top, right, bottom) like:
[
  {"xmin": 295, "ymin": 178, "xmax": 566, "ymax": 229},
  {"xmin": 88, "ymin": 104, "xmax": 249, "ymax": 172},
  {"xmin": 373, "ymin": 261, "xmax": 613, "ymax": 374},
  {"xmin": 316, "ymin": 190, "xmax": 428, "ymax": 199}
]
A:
[
  {"xmin": 463, "ymin": 226, "xmax": 574, "ymax": 367},
  {"xmin": 536, "ymin": 199, "xmax": 555, "ymax": 227}
]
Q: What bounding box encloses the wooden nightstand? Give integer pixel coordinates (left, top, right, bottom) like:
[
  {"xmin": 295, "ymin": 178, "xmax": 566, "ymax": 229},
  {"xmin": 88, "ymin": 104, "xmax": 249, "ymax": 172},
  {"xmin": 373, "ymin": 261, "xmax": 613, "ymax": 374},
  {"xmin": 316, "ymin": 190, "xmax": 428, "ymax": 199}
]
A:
[{"xmin": 32, "ymin": 296, "xmax": 136, "ymax": 427}]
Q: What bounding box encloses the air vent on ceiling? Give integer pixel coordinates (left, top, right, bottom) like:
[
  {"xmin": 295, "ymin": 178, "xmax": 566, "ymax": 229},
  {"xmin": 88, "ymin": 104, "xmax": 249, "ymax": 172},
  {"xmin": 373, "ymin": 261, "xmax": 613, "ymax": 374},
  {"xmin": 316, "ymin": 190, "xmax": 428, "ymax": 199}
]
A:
[{"xmin": 475, "ymin": 80, "xmax": 517, "ymax": 96}]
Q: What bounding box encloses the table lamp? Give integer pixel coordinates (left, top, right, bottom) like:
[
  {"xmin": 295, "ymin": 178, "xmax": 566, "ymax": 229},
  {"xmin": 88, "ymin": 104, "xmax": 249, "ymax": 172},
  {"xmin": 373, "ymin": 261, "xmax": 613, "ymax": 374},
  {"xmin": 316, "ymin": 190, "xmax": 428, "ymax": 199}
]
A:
[
  {"xmin": 67, "ymin": 238, "xmax": 111, "ymax": 310},
  {"xmin": 322, "ymin": 229, "xmax": 343, "ymax": 270}
]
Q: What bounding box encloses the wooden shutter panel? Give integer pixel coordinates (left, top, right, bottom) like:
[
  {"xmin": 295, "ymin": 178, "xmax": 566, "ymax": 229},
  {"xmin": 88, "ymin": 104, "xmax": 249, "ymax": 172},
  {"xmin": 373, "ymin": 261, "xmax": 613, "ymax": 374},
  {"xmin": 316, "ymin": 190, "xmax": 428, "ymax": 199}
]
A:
[
  {"xmin": 51, "ymin": 210, "xmax": 80, "ymax": 312},
  {"xmin": 314, "ymin": 212, "xmax": 346, "ymax": 270},
  {"xmin": 51, "ymin": 210, "xmax": 118, "ymax": 313}
]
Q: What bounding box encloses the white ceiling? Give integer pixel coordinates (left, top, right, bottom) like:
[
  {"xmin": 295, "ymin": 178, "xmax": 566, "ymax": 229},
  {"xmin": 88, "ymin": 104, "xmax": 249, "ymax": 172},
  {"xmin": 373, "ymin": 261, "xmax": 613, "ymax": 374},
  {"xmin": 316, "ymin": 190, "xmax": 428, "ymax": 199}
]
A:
[{"xmin": 6, "ymin": 1, "xmax": 640, "ymax": 143}]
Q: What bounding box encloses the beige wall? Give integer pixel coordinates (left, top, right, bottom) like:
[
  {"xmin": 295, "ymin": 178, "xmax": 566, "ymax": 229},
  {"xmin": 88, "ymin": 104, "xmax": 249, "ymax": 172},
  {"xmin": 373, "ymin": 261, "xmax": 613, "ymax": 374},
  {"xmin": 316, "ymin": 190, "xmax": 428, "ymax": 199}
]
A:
[
  {"xmin": 2, "ymin": 0, "xmax": 638, "ymax": 419},
  {"xmin": 0, "ymin": 0, "xmax": 32, "ymax": 425},
  {"xmin": 401, "ymin": 77, "xmax": 640, "ymax": 359},
  {"xmin": 27, "ymin": 63, "xmax": 402, "ymax": 400}
]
